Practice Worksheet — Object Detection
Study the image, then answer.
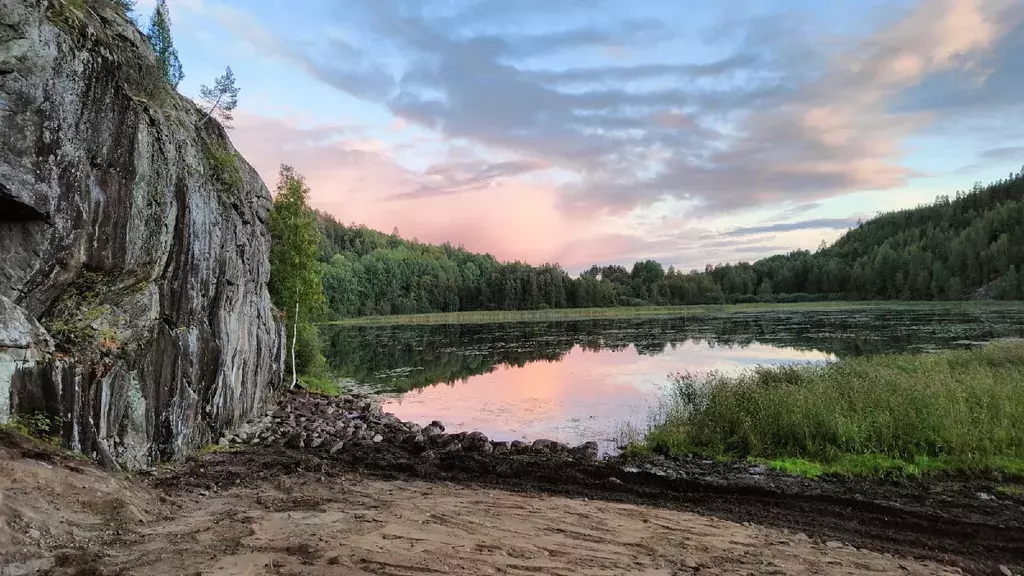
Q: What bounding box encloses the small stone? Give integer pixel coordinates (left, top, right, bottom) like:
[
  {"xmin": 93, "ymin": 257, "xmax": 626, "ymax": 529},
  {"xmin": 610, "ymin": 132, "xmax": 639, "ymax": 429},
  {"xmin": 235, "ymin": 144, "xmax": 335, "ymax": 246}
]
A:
[
  {"xmin": 236, "ymin": 431, "xmax": 249, "ymax": 442},
  {"xmin": 748, "ymin": 465, "xmax": 767, "ymax": 475},
  {"xmin": 218, "ymin": 437, "xmax": 229, "ymax": 446},
  {"xmin": 27, "ymin": 529, "xmax": 41, "ymax": 540},
  {"xmin": 272, "ymin": 410, "xmax": 289, "ymax": 419},
  {"xmin": 825, "ymin": 541, "xmax": 844, "ymax": 549},
  {"xmin": 999, "ymin": 566, "xmax": 1012, "ymax": 576},
  {"xmin": 286, "ymin": 433, "xmax": 304, "ymax": 449},
  {"xmin": 403, "ymin": 433, "xmax": 425, "ymax": 446},
  {"xmin": 682, "ymin": 558, "xmax": 698, "ymax": 569},
  {"xmin": 310, "ymin": 436, "xmax": 324, "ymax": 448},
  {"xmin": 406, "ymin": 422, "xmax": 423, "ymax": 434},
  {"xmin": 329, "ymin": 441, "xmax": 345, "ymax": 454},
  {"xmin": 372, "ymin": 434, "xmax": 384, "ymax": 443},
  {"xmin": 977, "ymin": 492, "xmax": 994, "ymax": 501}
]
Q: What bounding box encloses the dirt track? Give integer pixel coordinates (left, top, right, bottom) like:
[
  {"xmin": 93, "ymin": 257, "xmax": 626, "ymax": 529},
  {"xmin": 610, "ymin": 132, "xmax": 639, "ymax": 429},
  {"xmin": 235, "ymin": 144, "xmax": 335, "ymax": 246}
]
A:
[{"xmin": 2, "ymin": 428, "xmax": 1023, "ymax": 576}]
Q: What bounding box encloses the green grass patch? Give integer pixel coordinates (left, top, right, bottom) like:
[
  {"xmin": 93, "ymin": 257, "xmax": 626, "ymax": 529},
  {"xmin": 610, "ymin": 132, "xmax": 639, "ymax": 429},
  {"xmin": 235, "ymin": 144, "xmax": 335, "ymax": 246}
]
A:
[
  {"xmin": 298, "ymin": 374, "xmax": 341, "ymax": 396},
  {"xmin": 637, "ymin": 341, "xmax": 1024, "ymax": 480},
  {"xmin": 324, "ymin": 301, "xmax": 1024, "ymax": 326},
  {"xmin": 995, "ymin": 485, "xmax": 1024, "ymax": 498}
]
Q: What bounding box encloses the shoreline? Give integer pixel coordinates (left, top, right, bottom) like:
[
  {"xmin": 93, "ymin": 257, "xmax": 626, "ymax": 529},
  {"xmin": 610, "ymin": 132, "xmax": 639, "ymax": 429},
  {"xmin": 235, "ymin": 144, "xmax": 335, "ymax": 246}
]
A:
[{"xmin": 323, "ymin": 300, "xmax": 1024, "ymax": 326}]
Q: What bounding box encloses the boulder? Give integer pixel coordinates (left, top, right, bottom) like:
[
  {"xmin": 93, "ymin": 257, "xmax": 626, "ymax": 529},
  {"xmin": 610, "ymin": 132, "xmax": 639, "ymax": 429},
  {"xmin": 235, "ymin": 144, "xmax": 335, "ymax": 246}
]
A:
[
  {"xmin": 462, "ymin": 431, "xmax": 490, "ymax": 452},
  {"xmin": 491, "ymin": 441, "xmax": 510, "ymax": 455},
  {"xmin": 430, "ymin": 420, "xmax": 446, "ymax": 432},
  {"xmin": 532, "ymin": 439, "xmax": 557, "ymax": 452},
  {"xmin": 571, "ymin": 441, "xmax": 599, "ymax": 460}
]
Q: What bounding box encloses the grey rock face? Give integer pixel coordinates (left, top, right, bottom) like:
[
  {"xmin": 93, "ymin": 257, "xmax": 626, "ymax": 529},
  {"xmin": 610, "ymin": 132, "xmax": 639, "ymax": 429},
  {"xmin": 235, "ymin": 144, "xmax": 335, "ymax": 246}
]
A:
[{"xmin": 0, "ymin": 0, "xmax": 283, "ymax": 467}]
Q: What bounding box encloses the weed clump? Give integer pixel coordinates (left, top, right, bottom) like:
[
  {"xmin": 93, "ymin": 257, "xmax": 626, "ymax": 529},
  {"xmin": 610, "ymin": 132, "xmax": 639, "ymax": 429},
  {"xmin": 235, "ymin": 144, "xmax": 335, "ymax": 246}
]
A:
[{"xmin": 203, "ymin": 139, "xmax": 243, "ymax": 200}]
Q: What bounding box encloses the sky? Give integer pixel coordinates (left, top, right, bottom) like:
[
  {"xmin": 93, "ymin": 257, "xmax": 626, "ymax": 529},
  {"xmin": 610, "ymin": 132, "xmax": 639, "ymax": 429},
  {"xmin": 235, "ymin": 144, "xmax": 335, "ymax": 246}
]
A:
[{"xmin": 139, "ymin": 0, "xmax": 1024, "ymax": 274}]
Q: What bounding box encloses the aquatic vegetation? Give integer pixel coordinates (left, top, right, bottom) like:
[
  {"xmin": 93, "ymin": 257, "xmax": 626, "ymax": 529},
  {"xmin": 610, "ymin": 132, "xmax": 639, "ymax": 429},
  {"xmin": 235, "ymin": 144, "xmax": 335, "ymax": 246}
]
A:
[{"xmin": 640, "ymin": 341, "xmax": 1024, "ymax": 479}]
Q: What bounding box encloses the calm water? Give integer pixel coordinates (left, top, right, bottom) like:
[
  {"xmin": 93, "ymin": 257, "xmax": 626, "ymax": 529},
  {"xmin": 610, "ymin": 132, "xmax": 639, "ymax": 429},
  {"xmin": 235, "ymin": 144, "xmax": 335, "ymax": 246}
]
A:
[{"xmin": 322, "ymin": 307, "xmax": 1024, "ymax": 448}]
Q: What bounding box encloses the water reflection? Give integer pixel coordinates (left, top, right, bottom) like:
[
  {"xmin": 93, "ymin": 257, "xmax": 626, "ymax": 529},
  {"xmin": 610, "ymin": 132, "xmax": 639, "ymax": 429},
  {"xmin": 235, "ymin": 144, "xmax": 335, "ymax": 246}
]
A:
[
  {"xmin": 382, "ymin": 341, "xmax": 830, "ymax": 447},
  {"xmin": 322, "ymin": 308, "xmax": 1024, "ymax": 446}
]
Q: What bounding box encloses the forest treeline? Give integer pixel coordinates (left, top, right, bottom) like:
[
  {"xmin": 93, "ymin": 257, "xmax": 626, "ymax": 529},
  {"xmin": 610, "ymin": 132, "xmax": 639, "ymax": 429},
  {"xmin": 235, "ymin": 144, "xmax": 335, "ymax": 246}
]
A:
[{"xmin": 316, "ymin": 169, "xmax": 1024, "ymax": 319}]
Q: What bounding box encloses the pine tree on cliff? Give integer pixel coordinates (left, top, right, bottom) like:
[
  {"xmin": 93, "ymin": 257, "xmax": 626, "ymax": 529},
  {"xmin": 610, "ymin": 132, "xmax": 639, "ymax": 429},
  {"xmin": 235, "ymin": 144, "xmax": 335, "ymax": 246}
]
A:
[
  {"xmin": 199, "ymin": 67, "xmax": 240, "ymax": 128},
  {"xmin": 267, "ymin": 166, "xmax": 326, "ymax": 386},
  {"xmin": 146, "ymin": 0, "xmax": 184, "ymax": 88}
]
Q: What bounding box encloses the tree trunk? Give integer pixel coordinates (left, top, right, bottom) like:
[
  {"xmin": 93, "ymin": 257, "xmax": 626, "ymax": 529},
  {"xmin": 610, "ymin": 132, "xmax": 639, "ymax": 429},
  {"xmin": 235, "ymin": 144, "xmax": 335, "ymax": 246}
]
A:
[
  {"xmin": 200, "ymin": 93, "xmax": 225, "ymax": 125},
  {"xmin": 290, "ymin": 287, "xmax": 299, "ymax": 389}
]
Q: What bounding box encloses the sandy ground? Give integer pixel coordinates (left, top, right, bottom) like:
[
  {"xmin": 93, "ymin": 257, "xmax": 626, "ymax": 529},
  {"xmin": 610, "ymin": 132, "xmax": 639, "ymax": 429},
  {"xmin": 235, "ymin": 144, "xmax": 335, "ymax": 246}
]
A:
[{"xmin": 0, "ymin": 436, "xmax": 970, "ymax": 576}]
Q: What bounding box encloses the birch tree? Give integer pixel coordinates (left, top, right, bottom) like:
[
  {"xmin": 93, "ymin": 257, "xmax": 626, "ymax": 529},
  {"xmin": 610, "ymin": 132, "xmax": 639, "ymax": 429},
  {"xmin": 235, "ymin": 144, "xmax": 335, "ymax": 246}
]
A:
[{"xmin": 267, "ymin": 166, "xmax": 325, "ymax": 387}]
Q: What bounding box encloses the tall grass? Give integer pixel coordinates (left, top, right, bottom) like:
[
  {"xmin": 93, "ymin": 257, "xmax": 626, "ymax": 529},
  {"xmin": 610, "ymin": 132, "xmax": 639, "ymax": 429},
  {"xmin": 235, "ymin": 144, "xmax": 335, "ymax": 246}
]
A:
[{"xmin": 641, "ymin": 341, "xmax": 1024, "ymax": 476}]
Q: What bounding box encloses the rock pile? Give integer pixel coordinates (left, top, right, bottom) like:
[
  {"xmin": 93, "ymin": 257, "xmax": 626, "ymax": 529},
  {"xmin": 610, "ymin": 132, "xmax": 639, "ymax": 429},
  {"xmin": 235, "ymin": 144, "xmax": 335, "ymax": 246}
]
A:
[{"xmin": 220, "ymin": 391, "xmax": 601, "ymax": 461}]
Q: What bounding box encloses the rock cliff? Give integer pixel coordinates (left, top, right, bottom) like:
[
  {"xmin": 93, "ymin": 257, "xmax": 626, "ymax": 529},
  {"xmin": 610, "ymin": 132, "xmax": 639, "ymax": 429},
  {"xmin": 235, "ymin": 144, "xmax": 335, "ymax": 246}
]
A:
[{"xmin": 0, "ymin": 0, "xmax": 284, "ymax": 467}]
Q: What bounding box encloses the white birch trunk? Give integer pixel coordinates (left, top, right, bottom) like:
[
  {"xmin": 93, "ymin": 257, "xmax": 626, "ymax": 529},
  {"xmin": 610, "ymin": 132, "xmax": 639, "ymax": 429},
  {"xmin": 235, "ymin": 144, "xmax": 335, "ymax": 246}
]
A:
[{"xmin": 290, "ymin": 287, "xmax": 299, "ymax": 389}]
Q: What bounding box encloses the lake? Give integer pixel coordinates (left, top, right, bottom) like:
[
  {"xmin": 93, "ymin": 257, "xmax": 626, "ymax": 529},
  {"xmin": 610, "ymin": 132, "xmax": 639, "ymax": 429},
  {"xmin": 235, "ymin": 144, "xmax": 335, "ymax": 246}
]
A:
[{"xmin": 322, "ymin": 307, "xmax": 1024, "ymax": 451}]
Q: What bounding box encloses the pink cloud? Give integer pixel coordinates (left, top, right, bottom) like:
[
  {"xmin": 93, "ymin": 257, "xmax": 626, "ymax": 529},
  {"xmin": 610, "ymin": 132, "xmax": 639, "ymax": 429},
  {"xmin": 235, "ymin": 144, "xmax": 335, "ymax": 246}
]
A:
[{"xmin": 229, "ymin": 112, "xmax": 605, "ymax": 267}]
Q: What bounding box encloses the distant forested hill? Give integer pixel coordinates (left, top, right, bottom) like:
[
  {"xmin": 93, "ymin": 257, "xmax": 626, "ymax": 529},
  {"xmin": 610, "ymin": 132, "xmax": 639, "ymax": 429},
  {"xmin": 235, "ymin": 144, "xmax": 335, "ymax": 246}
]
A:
[{"xmin": 316, "ymin": 169, "xmax": 1024, "ymax": 318}]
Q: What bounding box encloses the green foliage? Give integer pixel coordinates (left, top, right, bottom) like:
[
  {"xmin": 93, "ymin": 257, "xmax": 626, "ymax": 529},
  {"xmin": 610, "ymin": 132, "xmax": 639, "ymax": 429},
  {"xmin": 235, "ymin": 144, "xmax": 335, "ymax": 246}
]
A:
[
  {"xmin": 299, "ymin": 374, "xmax": 341, "ymax": 396},
  {"xmin": 42, "ymin": 271, "xmax": 118, "ymax": 353},
  {"xmin": 199, "ymin": 67, "xmax": 240, "ymax": 129},
  {"xmin": 111, "ymin": 0, "xmax": 134, "ymax": 15},
  {"xmin": 203, "ymin": 140, "xmax": 243, "ymax": 200},
  {"xmin": 269, "ymin": 166, "xmax": 326, "ymax": 377},
  {"xmin": 316, "ymin": 171, "xmax": 1024, "ymax": 320},
  {"xmin": 2, "ymin": 412, "xmax": 61, "ymax": 446},
  {"xmin": 639, "ymin": 341, "xmax": 1024, "ymax": 479},
  {"xmin": 146, "ymin": 0, "xmax": 183, "ymax": 87}
]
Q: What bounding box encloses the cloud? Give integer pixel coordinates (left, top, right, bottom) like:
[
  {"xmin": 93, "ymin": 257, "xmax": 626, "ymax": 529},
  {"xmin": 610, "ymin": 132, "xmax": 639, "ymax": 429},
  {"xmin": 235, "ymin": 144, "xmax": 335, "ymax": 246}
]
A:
[
  {"xmin": 390, "ymin": 158, "xmax": 552, "ymax": 200},
  {"xmin": 723, "ymin": 218, "xmax": 861, "ymax": 238},
  {"xmin": 233, "ymin": 0, "xmax": 1017, "ymax": 219},
  {"xmin": 207, "ymin": 0, "xmax": 1022, "ymax": 273},
  {"xmin": 980, "ymin": 146, "xmax": 1024, "ymax": 163}
]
